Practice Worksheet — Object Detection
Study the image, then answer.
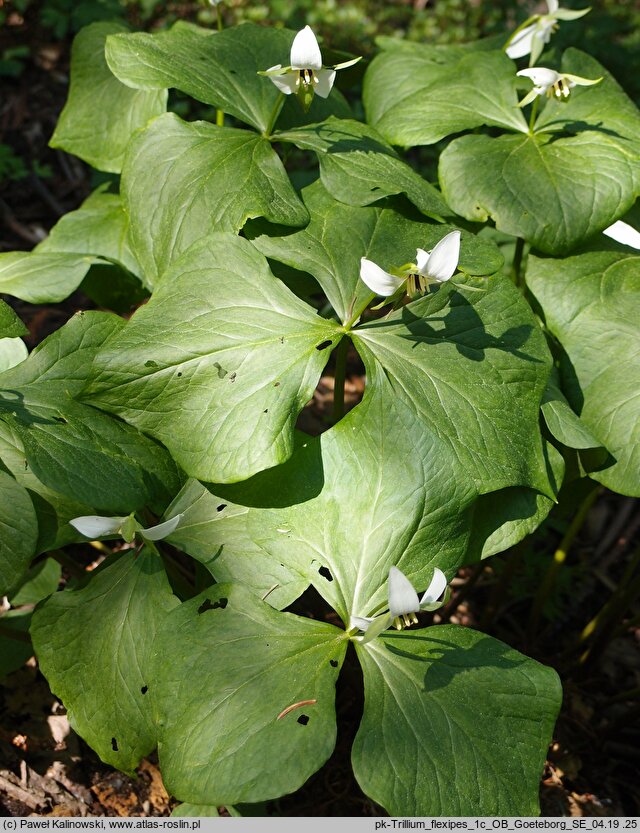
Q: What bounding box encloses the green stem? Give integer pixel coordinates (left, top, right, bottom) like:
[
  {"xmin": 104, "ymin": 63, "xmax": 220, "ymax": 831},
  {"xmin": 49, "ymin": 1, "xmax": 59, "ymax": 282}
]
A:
[
  {"xmin": 344, "ymin": 291, "xmax": 376, "ymax": 331},
  {"xmin": 332, "ymin": 337, "xmax": 348, "ymax": 424},
  {"xmin": 527, "ymin": 485, "xmax": 600, "ymax": 641},
  {"xmin": 216, "ymin": 3, "xmax": 222, "ymax": 31},
  {"xmin": 512, "ymin": 236, "xmax": 525, "ymax": 290},
  {"xmin": 215, "ymin": 5, "xmax": 225, "ymax": 127},
  {"xmin": 264, "ymin": 92, "xmax": 286, "ymax": 138},
  {"xmin": 528, "ymin": 96, "xmax": 540, "ymax": 134}
]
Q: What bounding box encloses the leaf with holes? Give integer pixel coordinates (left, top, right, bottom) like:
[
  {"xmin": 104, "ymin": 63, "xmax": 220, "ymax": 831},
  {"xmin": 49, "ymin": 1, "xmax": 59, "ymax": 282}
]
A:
[
  {"xmin": 121, "ymin": 113, "xmax": 308, "ymax": 285},
  {"xmin": 83, "ymin": 234, "xmax": 342, "ymax": 483},
  {"xmin": 31, "ymin": 549, "xmax": 178, "ymax": 772},
  {"xmin": 527, "ymin": 249, "xmax": 640, "ymax": 496},
  {"xmin": 50, "ymin": 22, "xmax": 166, "ymax": 173},
  {"xmin": 153, "ymin": 584, "xmax": 347, "ymax": 804},
  {"xmin": 353, "ymin": 625, "xmax": 561, "ymax": 815}
]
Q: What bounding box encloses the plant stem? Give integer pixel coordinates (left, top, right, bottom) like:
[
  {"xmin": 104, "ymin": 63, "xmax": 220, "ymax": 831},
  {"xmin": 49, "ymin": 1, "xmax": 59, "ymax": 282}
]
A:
[
  {"xmin": 512, "ymin": 237, "xmax": 525, "ymax": 289},
  {"xmin": 527, "ymin": 485, "xmax": 600, "ymax": 642},
  {"xmin": 215, "ymin": 5, "xmax": 225, "ymax": 127},
  {"xmin": 49, "ymin": 549, "xmax": 86, "ymax": 578},
  {"xmin": 264, "ymin": 93, "xmax": 285, "ymax": 138},
  {"xmin": 332, "ymin": 337, "xmax": 348, "ymax": 424},
  {"xmin": 528, "ymin": 96, "xmax": 540, "ymax": 134},
  {"xmin": 344, "ymin": 292, "xmax": 376, "ymax": 331}
]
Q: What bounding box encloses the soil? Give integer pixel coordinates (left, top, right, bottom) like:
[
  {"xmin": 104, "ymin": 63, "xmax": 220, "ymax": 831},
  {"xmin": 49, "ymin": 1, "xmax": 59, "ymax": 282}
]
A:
[{"xmin": 1, "ymin": 4, "xmax": 639, "ymax": 819}]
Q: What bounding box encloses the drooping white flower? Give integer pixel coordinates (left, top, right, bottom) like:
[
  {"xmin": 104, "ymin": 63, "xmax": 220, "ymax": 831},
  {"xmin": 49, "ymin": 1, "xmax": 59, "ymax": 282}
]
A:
[
  {"xmin": 505, "ymin": 0, "xmax": 591, "ymax": 66},
  {"xmin": 350, "ymin": 566, "xmax": 448, "ymax": 644},
  {"xmin": 516, "ymin": 67, "xmax": 602, "ymax": 107},
  {"xmin": 70, "ymin": 513, "xmax": 183, "ymax": 544},
  {"xmin": 603, "ymin": 220, "xmax": 640, "ymax": 250},
  {"xmin": 260, "ymin": 26, "xmax": 360, "ymax": 111},
  {"xmin": 359, "ymin": 230, "xmax": 461, "ymax": 299}
]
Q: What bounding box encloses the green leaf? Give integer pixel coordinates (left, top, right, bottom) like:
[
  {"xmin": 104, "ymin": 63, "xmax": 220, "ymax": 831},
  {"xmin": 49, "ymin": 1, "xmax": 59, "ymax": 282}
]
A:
[
  {"xmin": 363, "ymin": 46, "xmax": 527, "ymax": 147},
  {"xmin": 0, "ymin": 312, "xmax": 183, "ymax": 513},
  {"xmin": 0, "ymin": 610, "xmax": 33, "ymax": 679},
  {"xmin": 273, "ymin": 118, "xmax": 450, "ymax": 220},
  {"xmin": 165, "ymin": 478, "xmax": 309, "ymax": 610},
  {"xmin": 171, "ymin": 805, "xmax": 220, "ymax": 818},
  {"xmin": 353, "ymin": 625, "xmax": 562, "ymax": 815},
  {"xmin": 0, "ymin": 337, "xmax": 28, "ymax": 372},
  {"xmin": 0, "ymin": 251, "xmax": 102, "ymax": 303},
  {"xmin": 541, "ymin": 370, "xmax": 603, "ymax": 451},
  {"xmin": 36, "ymin": 186, "xmax": 141, "ymax": 278},
  {"xmin": 527, "ymin": 249, "xmax": 640, "ymax": 496},
  {"xmin": 9, "ymin": 557, "xmax": 61, "ymax": 606},
  {"xmin": 153, "ymin": 584, "xmax": 347, "ymax": 804},
  {"xmin": 352, "ymin": 274, "xmax": 553, "ymax": 496},
  {"xmin": 50, "ymin": 21, "xmax": 167, "ymax": 173},
  {"xmin": 0, "ymin": 419, "xmax": 93, "ymax": 553},
  {"xmin": 122, "ymin": 113, "xmax": 308, "ymax": 285},
  {"xmin": 31, "ymin": 550, "xmax": 178, "ymax": 772},
  {"xmin": 439, "ymin": 131, "xmax": 638, "ymax": 255},
  {"xmin": 248, "ymin": 181, "xmax": 502, "ymax": 324},
  {"xmin": 0, "ymin": 469, "xmax": 38, "ymax": 595},
  {"xmin": 83, "ymin": 234, "xmax": 342, "ymax": 483},
  {"xmin": 0, "ymin": 301, "xmax": 28, "ymax": 338},
  {"xmin": 105, "ymin": 21, "xmax": 350, "ymax": 135}
]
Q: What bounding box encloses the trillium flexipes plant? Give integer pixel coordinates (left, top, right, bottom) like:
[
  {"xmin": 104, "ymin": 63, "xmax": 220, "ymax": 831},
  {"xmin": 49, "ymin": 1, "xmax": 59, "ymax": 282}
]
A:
[{"xmin": 1, "ymin": 0, "xmax": 638, "ymax": 820}]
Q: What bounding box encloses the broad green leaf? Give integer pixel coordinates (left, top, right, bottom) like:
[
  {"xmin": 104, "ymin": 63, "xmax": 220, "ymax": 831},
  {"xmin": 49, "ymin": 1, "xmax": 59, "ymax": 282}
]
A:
[
  {"xmin": 0, "ymin": 312, "xmax": 183, "ymax": 513},
  {"xmin": 165, "ymin": 478, "xmax": 309, "ymax": 610},
  {"xmin": 31, "ymin": 550, "xmax": 178, "ymax": 772},
  {"xmin": 352, "ymin": 274, "xmax": 553, "ymax": 496},
  {"xmin": 439, "ymin": 132, "xmax": 637, "ymax": 255},
  {"xmin": 0, "ymin": 338, "xmax": 28, "ymax": 372},
  {"xmin": 534, "ymin": 50, "xmax": 640, "ymax": 189},
  {"xmin": 122, "ymin": 113, "xmax": 308, "ymax": 285},
  {"xmin": 153, "ymin": 584, "xmax": 347, "ymax": 804},
  {"xmin": 249, "ymin": 181, "xmax": 502, "ymax": 324},
  {"xmin": 171, "ymin": 805, "xmax": 220, "ymax": 818},
  {"xmin": 527, "ymin": 250, "xmax": 640, "ymax": 496},
  {"xmin": 83, "ymin": 234, "xmax": 342, "ymax": 483},
  {"xmin": 273, "ymin": 118, "xmax": 450, "ymax": 220},
  {"xmin": 0, "ymin": 251, "xmax": 101, "ymax": 303},
  {"xmin": 0, "ymin": 419, "xmax": 93, "ymax": 553},
  {"xmin": 186, "ymin": 384, "xmax": 477, "ymax": 624},
  {"xmin": 0, "ymin": 610, "xmax": 33, "ymax": 679},
  {"xmin": 541, "ymin": 371, "xmax": 603, "ymax": 451},
  {"xmin": 9, "ymin": 557, "xmax": 61, "ymax": 606},
  {"xmin": 36, "ymin": 186, "xmax": 141, "ymax": 278},
  {"xmin": 50, "ymin": 21, "xmax": 167, "ymax": 173},
  {"xmin": 466, "ymin": 440, "xmax": 565, "ymax": 562},
  {"xmin": 353, "ymin": 625, "xmax": 562, "ymax": 815},
  {"xmin": 0, "ymin": 301, "xmax": 28, "ymax": 338},
  {"xmin": 105, "ymin": 21, "xmax": 350, "ymax": 135},
  {"xmin": 363, "ymin": 46, "xmax": 527, "ymax": 147},
  {"xmin": 0, "ymin": 469, "xmax": 38, "ymax": 595}
]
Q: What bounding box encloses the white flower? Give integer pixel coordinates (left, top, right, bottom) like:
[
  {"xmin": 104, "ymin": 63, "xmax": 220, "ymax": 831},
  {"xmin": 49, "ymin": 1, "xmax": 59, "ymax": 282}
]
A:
[
  {"xmin": 350, "ymin": 566, "xmax": 448, "ymax": 644},
  {"xmin": 603, "ymin": 220, "xmax": 640, "ymax": 250},
  {"xmin": 359, "ymin": 230, "xmax": 461, "ymax": 298},
  {"xmin": 70, "ymin": 513, "xmax": 183, "ymax": 544},
  {"xmin": 505, "ymin": 0, "xmax": 591, "ymax": 66},
  {"xmin": 517, "ymin": 67, "xmax": 602, "ymax": 107},
  {"xmin": 260, "ymin": 26, "xmax": 360, "ymax": 111}
]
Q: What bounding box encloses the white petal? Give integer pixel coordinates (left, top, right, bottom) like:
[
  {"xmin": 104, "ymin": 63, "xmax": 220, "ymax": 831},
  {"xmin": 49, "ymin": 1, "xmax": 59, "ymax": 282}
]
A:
[
  {"xmin": 415, "ymin": 248, "xmax": 430, "ymax": 274},
  {"xmin": 359, "ymin": 613, "xmax": 393, "ymax": 645},
  {"xmin": 517, "ymin": 67, "xmax": 559, "ymax": 88},
  {"xmin": 603, "ymin": 220, "xmax": 640, "ymax": 250},
  {"xmin": 314, "ymin": 67, "xmax": 336, "ymax": 98},
  {"xmin": 419, "ymin": 568, "xmax": 448, "ymax": 606},
  {"xmin": 267, "ymin": 72, "xmax": 298, "ymax": 95},
  {"xmin": 421, "ymin": 230, "xmax": 460, "ymax": 282},
  {"xmin": 350, "ymin": 615, "xmax": 375, "ymax": 631},
  {"xmin": 290, "ymin": 26, "xmax": 322, "ymax": 70},
  {"xmin": 546, "ymin": 0, "xmax": 559, "ymax": 14},
  {"xmin": 142, "ymin": 514, "xmax": 184, "ymax": 541},
  {"xmin": 506, "ymin": 24, "xmax": 537, "ymax": 59},
  {"xmin": 70, "ymin": 515, "xmax": 127, "ymax": 538},
  {"xmin": 360, "ymin": 257, "xmax": 404, "ymax": 297},
  {"xmin": 388, "ymin": 566, "xmax": 420, "ymax": 619}
]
